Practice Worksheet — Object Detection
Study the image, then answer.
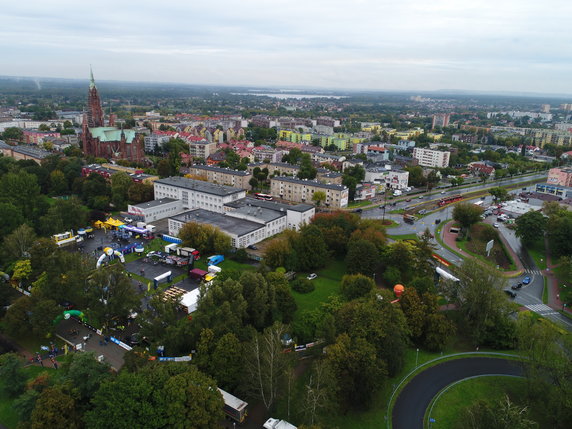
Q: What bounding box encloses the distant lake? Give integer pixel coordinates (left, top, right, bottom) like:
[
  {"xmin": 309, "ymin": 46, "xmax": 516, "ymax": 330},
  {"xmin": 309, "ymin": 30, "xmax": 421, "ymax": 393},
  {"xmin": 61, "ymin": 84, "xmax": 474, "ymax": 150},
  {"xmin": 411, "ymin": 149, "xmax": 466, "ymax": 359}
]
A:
[{"xmin": 231, "ymin": 92, "xmax": 347, "ymax": 100}]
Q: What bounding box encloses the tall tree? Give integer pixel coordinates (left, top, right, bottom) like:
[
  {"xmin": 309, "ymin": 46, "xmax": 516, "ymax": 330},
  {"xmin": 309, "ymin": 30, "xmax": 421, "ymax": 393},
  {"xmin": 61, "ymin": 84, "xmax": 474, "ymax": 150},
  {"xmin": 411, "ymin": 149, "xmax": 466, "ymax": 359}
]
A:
[
  {"xmin": 341, "ymin": 274, "xmax": 375, "ymax": 301},
  {"xmin": 29, "ymin": 386, "xmax": 81, "ymax": 429},
  {"xmin": 3, "ymin": 223, "xmax": 36, "ymax": 260},
  {"xmin": 246, "ymin": 322, "xmax": 290, "ymax": 410},
  {"xmin": 0, "ymin": 353, "xmax": 26, "ymax": 398},
  {"xmin": 515, "ymin": 210, "xmax": 546, "ymax": 244},
  {"xmin": 345, "ymin": 239, "xmax": 380, "ymax": 278},
  {"xmin": 453, "ymin": 202, "xmax": 483, "ymax": 234}
]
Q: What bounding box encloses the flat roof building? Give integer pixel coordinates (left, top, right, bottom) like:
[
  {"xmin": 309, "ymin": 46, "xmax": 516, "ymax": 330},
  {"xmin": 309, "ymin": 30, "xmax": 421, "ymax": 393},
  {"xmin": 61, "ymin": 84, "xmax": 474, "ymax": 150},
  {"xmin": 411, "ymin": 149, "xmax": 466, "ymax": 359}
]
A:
[
  {"xmin": 186, "ymin": 164, "xmax": 252, "ymax": 189},
  {"xmin": 270, "ymin": 176, "xmax": 349, "ymax": 208},
  {"xmin": 154, "ymin": 177, "xmax": 246, "ymax": 213}
]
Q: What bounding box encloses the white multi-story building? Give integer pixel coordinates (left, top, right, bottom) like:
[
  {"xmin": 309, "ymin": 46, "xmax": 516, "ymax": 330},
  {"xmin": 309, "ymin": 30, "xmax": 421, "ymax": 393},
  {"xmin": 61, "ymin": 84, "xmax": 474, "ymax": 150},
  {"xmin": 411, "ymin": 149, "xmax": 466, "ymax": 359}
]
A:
[
  {"xmin": 270, "ymin": 177, "xmax": 349, "ymax": 208},
  {"xmin": 154, "ymin": 177, "xmax": 245, "ymax": 213},
  {"xmin": 168, "ymin": 198, "xmax": 314, "ymax": 248},
  {"xmin": 144, "ymin": 134, "xmax": 170, "ymax": 152},
  {"xmin": 127, "ymin": 198, "xmax": 183, "ymax": 222},
  {"xmin": 412, "ymin": 147, "xmax": 450, "ymax": 168},
  {"xmin": 365, "ymin": 167, "xmax": 409, "ymax": 190}
]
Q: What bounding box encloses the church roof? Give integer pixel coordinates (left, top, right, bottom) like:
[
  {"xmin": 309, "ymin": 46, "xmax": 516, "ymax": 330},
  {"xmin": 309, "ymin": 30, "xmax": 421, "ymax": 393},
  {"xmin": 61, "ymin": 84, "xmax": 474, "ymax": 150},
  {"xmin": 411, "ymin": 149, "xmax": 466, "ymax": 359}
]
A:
[{"xmin": 89, "ymin": 127, "xmax": 137, "ymax": 143}]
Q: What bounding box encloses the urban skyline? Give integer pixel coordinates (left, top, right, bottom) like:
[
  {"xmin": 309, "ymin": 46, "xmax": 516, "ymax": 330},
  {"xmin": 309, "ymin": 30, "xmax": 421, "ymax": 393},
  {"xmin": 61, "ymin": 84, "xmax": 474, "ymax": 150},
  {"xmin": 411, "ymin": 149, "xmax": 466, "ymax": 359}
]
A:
[{"xmin": 3, "ymin": 0, "xmax": 572, "ymax": 94}]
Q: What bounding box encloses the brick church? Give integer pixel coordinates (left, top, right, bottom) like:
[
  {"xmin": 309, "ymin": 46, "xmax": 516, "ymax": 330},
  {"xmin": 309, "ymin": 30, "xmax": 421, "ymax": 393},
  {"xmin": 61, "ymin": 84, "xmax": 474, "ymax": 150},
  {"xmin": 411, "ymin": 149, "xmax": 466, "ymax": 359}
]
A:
[{"xmin": 81, "ymin": 69, "xmax": 144, "ymax": 162}]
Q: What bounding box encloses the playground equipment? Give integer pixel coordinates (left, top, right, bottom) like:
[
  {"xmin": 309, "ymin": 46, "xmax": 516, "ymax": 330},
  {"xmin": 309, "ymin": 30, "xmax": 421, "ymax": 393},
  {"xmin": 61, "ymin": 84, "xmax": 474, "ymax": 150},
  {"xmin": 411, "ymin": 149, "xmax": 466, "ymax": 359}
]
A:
[
  {"xmin": 96, "ymin": 247, "xmax": 126, "ymax": 268},
  {"xmin": 53, "ymin": 309, "xmax": 86, "ymax": 325},
  {"xmin": 393, "ymin": 284, "xmax": 405, "ymax": 297}
]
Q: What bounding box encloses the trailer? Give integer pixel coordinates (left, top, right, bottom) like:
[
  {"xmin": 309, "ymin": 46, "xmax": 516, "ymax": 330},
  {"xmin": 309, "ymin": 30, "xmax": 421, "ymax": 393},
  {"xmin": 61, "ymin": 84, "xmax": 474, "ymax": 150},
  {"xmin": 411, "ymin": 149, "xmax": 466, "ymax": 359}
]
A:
[
  {"xmin": 218, "ymin": 388, "xmax": 248, "ymax": 423},
  {"xmin": 177, "ymin": 247, "xmax": 201, "ymax": 260},
  {"xmin": 189, "ymin": 268, "xmax": 208, "ymax": 281},
  {"xmin": 264, "ymin": 418, "xmax": 297, "ymax": 429}
]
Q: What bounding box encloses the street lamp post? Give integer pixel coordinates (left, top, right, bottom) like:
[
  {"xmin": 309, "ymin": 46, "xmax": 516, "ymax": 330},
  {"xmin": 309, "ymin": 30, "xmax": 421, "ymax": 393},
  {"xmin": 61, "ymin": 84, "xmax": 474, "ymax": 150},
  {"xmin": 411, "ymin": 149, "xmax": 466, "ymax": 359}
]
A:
[{"xmin": 415, "ymin": 348, "xmax": 419, "ymax": 368}]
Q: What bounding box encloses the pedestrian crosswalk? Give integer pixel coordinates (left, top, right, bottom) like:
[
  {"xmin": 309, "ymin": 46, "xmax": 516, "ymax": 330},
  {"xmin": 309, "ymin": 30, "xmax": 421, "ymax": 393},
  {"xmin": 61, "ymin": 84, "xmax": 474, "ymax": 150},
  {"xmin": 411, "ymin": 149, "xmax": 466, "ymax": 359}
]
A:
[
  {"xmin": 524, "ymin": 269, "xmax": 542, "ymax": 275},
  {"xmin": 526, "ymin": 304, "xmax": 558, "ymax": 316}
]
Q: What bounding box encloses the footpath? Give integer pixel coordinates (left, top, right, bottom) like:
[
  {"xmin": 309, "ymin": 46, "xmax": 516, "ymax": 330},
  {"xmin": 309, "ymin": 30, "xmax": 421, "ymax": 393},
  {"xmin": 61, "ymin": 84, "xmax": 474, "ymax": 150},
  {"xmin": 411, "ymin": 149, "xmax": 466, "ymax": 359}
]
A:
[
  {"xmin": 440, "ymin": 220, "xmax": 524, "ymax": 277},
  {"xmin": 544, "ymin": 239, "xmax": 572, "ymax": 316}
]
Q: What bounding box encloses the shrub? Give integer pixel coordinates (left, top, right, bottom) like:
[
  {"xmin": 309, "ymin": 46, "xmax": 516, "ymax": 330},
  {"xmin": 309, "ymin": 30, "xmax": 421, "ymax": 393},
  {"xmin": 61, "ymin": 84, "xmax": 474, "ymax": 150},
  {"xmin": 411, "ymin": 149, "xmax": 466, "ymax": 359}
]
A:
[{"xmin": 291, "ymin": 279, "xmax": 315, "ymax": 294}]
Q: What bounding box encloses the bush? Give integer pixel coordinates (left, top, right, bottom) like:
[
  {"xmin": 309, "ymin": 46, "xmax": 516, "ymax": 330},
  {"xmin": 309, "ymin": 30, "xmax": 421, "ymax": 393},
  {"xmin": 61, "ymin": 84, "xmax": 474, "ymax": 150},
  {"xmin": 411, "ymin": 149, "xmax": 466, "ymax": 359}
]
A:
[{"xmin": 291, "ymin": 279, "xmax": 315, "ymax": 294}]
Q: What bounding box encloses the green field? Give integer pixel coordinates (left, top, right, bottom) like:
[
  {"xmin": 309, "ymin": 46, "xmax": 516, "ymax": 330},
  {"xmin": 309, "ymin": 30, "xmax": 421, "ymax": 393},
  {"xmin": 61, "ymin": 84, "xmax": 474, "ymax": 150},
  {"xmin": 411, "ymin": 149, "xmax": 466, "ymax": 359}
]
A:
[
  {"xmin": 526, "ymin": 239, "xmax": 547, "ymax": 270},
  {"xmin": 291, "ymin": 260, "xmax": 345, "ymax": 315},
  {"xmin": 428, "ymin": 376, "xmax": 544, "ymax": 428},
  {"xmin": 388, "ymin": 233, "xmax": 419, "ymax": 241}
]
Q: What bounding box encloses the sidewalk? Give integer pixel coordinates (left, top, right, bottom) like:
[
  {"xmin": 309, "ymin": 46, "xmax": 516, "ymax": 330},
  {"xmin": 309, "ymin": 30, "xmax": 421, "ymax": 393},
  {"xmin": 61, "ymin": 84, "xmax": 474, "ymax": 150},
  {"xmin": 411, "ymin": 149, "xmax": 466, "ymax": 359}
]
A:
[{"xmin": 440, "ymin": 221, "xmax": 524, "ymax": 277}]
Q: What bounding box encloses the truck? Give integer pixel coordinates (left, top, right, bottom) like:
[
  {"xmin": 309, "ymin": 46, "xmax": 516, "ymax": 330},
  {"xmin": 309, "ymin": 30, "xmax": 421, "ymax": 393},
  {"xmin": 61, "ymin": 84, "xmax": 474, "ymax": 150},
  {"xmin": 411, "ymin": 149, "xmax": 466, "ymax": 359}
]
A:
[
  {"xmin": 177, "ymin": 247, "xmax": 201, "ymax": 260},
  {"xmin": 263, "ymin": 418, "xmax": 297, "ymax": 429},
  {"xmin": 145, "ymin": 224, "xmax": 156, "ymax": 233},
  {"xmin": 393, "ymin": 190, "xmax": 402, "ymax": 197},
  {"xmin": 189, "ymin": 268, "xmax": 208, "ymax": 281},
  {"xmin": 403, "ymin": 214, "xmax": 417, "ymax": 224},
  {"xmin": 207, "ymin": 255, "xmax": 224, "ymax": 266},
  {"xmin": 218, "ymin": 388, "xmax": 248, "ymax": 423}
]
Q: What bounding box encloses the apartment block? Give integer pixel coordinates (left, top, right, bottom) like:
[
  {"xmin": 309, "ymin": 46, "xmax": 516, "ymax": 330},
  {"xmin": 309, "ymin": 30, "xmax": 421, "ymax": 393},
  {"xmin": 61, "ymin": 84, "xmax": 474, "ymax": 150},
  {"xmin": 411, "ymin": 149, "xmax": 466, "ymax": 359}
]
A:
[
  {"xmin": 186, "ymin": 164, "xmax": 252, "ymax": 189},
  {"xmin": 412, "ymin": 147, "xmax": 450, "ymax": 168},
  {"xmin": 270, "ymin": 177, "xmax": 349, "ymax": 208}
]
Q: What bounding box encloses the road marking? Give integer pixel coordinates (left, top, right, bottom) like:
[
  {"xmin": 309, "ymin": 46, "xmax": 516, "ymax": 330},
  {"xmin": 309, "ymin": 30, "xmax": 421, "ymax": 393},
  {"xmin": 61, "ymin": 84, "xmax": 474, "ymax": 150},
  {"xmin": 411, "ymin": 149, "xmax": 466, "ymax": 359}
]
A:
[
  {"xmin": 525, "ymin": 304, "xmax": 558, "ymax": 316},
  {"xmin": 525, "ymin": 269, "xmax": 542, "ymax": 275}
]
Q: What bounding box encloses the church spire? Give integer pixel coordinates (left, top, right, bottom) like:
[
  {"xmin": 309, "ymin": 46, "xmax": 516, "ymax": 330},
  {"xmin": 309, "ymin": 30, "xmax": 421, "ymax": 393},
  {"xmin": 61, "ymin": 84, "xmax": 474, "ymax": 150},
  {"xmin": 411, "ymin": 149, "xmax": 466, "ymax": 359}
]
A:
[{"xmin": 89, "ymin": 65, "xmax": 96, "ymax": 89}]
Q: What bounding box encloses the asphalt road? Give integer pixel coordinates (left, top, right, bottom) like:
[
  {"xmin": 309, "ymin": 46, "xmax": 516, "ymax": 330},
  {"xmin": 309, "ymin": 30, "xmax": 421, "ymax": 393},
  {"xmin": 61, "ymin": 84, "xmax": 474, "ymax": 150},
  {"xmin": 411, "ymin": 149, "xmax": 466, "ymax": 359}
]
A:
[{"xmin": 392, "ymin": 357, "xmax": 524, "ymax": 429}]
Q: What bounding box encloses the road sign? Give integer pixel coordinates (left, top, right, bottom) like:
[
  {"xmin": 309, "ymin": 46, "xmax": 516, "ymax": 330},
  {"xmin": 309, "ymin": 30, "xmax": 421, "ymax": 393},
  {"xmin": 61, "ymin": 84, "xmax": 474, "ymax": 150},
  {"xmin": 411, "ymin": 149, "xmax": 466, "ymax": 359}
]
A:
[{"xmin": 486, "ymin": 239, "xmax": 494, "ymax": 256}]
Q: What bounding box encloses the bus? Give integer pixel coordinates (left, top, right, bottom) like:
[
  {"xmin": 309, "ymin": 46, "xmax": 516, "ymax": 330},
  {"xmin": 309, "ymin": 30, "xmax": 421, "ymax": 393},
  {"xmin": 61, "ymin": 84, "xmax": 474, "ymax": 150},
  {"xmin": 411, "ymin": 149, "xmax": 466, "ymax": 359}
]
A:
[
  {"xmin": 254, "ymin": 193, "xmax": 273, "ymax": 201},
  {"xmin": 437, "ymin": 194, "xmax": 463, "ymax": 207},
  {"xmin": 218, "ymin": 388, "xmax": 248, "ymax": 423}
]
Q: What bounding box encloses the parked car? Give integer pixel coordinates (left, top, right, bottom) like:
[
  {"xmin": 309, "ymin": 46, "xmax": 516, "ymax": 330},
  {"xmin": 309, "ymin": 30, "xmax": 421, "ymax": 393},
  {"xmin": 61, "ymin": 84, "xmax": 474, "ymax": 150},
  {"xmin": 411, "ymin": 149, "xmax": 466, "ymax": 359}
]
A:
[
  {"xmin": 435, "ymin": 219, "xmax": 441, "ymax": 224},
  {"xmin": 522, "ymin": 276, "xmax": 531, "ymax": 285},
  {"xmin": 504, "ymin": 290, "xmax": 517, "ymax": 298},
  {"xmin": 307, "ymin": 273, "xmax": 317, "ymax": 280},
  {"xmin": 124, "ymin": 217, "xmax": 133, "ymax": 223},
  {"xmin": 247, "ymin": 244, "xmax": 258, "ymax": 250},
  {"xmin": 406, "ymin": 198, "xmax": 412, "ymax": 202},
  {"xmin": 353, "ymin": 208, "xmax": 363, "ymax": 213},
  {"xmin": 441, "ymin": 191, "xmax": 446, "ymax": 194},
  {"xmin": 418, "ymin": 209, "xmax": 427, "ymax": 215}
]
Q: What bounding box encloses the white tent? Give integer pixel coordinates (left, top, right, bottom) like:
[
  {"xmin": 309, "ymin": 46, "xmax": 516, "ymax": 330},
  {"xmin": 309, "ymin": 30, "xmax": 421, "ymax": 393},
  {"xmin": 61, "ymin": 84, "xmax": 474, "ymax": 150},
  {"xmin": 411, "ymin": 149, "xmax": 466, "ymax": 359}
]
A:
[{"xmin": 180, "ymin": 289, "xmax": 201, "ymax": 314}]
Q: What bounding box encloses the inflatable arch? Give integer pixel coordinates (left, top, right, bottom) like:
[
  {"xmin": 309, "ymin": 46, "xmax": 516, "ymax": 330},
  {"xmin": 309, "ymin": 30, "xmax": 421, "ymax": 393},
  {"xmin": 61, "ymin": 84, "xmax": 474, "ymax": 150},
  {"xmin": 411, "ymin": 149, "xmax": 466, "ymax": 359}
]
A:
[
  {"xmin": 96, "ymin": 247, "xmax": 125, "ymax": 268},
  {"xmin": 53, "ymin": 309, "xmax": 87, "ymax": 325}
]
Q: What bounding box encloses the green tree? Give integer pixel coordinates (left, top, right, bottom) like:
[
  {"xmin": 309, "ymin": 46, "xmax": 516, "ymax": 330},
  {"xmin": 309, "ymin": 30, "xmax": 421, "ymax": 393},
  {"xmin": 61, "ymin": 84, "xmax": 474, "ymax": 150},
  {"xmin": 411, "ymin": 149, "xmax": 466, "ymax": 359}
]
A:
[
  {"xmin": 515, "ymin": 211, "xmax": 547, "ymax": 244},
  {"xmin": 0, "ymin": 170, "xmax": 42, "ymax": 223},
  {"xmin": 345, "ymin": 239, "xmax": 380, "ymax": 278},
  {"xmin": 84, "ymin": 265, "xmax": 140, "ymax": 334},
  {"xmin": 178, "ymin": 222, "xmax": 231, "ymax": 255},
  {"xmin": 2, "ymin": 127, "xmax": 24, "ymax": 141},
  {"xmin": 64, "ymin": 352, "xmax": 112, "ymax": 403},
  {"xmin": 340, "ymin": 274, "xmax": 375, "ymax": 301},
  {"xmin": 453, "ymin": 202, "xmax": 484, "ymax": 234},
  {"xmin": 3, "ymin": 223, "xmax": 36, "ymax": 260},
  {"xmin": 325, "ymin": 333, "xmax": 386, "ymax": 409},
  {"xmin": 39, "ymin": 197, "xmax": 88, "ymax": 235},
  {"xmin": 294, "ymin": 225, "xmax": 329, "ymax": 271},
  {"xmin": 157, "ymin": 159, "xmax": 172, "ymax": 178},
  {"xmin": 452, "ymin": 259, "xmax": 515, "ymax": 346},
  {"xmin": 298, "ymin": 153, "xmax": 317, "ymax": 180},
  {"xmin": 239, "ymin": 271, "xmax": 275, "ymax": 329},
  {"xmin": 48, "ymin": 169, "xmax": 68, "ymax": 195},
  {"xmin": 0, "ymin": 353, "xmax": 26, "ymax": 398},
  {"xmin": 29, "ymin": 386, "xmax": 81, "ymax": 429},
  {"xmin": 263, "ymin": 237, "xmax": 294, "ymax": 270},
  {"xmin": 128, "ymin": 182, "xmax": 154, "ymax": 204},
  {"xmin": 249, "ymin": 177, "xmax": 259, "ymax": 191},
  {"xmin": 110, "ymin": 172, "xmax": 133, "ymax": 210},
  {"xmin": 399, "ymin": 287, "xmax": 427, "ymax": 343},
  {"xmin": 312, "ymin": 190, "xmax": 327, "ymax": 207},
  {"xmin": 489, "ymin": 186, "xmax": 510, "ymax": 202},
  {"xmin": 0, "ymin": 202, "xmax": 24, "ymax": 237}
]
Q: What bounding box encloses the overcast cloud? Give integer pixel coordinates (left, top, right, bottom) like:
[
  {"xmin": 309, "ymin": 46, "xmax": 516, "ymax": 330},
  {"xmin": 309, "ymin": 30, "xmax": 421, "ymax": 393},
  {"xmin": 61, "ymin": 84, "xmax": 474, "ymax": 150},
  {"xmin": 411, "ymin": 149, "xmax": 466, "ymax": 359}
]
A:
[{"xmin": 2, "ymin": 0, "xmax": 571, "ymax": 93}]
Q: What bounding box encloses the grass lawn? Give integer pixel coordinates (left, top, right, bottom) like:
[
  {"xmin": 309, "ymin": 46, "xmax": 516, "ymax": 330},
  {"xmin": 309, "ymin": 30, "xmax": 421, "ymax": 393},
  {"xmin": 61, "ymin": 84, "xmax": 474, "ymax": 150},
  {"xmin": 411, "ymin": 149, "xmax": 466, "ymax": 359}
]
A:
[
  {"xmin": 526, "ymin": 239, "xmax": 547, "ymax": 270},
  {"xmin": 0, "ymin": 364, "xmax": 63, "ymax": 429},
  {"xmin": 388, "ymin": 208, "xmax": 405, "ymax": 214},
  {"xmin": 553, "ymin": 266, "xmax": 572, "ymax": 305},
  {"xmin": 429, "ymin": 376, "xmax": 547, "ymax": 428},
  {"xmin": 291, "ymin": 260, "xmax": 346, "ymax": 316},
  {"xmin": 456, "ymin": 224, "xmax": 516, "ymax": 271},
  {"xmin": 388, "ymin": 233, "xmax": 419, "ymax": 241},
  {"xmin": 347, "ymin": 200, "xmax": 372, "ymax": 209}
]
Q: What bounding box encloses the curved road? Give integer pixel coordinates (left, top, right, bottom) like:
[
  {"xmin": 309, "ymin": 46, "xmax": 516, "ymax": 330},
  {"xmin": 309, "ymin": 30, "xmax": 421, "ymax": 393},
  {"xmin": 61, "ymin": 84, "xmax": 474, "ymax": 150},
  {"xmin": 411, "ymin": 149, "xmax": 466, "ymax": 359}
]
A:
[{"xmin": 392, "ymin": 357, "xmax": 524, "ymax": 429}]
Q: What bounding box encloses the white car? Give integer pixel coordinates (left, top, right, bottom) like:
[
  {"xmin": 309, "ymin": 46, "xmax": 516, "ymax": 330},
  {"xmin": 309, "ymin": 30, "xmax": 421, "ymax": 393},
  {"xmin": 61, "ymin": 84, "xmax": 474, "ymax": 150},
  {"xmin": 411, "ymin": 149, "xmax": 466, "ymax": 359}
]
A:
[
  {"xmin": 441, "ymin": 191, "xmax": 446, "ymax": 194},
  {"xmin": 307, "ymin": 273, "xmax": 317, "ymax": 280},
  {"xmin": 493, "ymin": 223, "xmax": 499, "ymax": 228},
  {"xmin": 124, "ymin": 217, "xmax": 133, "ymax": 223}
]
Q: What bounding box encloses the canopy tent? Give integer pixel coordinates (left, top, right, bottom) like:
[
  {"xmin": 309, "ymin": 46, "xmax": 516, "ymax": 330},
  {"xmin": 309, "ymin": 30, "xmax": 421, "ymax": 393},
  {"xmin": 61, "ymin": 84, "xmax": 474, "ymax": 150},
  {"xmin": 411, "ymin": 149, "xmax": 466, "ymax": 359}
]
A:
[
  {"xmin": 93, "ymin": 220, "xmax": 105, "ymax": 229},
  {"xmin": 104, "ymin": 217, "xmax": 124, "ymax": 229}
]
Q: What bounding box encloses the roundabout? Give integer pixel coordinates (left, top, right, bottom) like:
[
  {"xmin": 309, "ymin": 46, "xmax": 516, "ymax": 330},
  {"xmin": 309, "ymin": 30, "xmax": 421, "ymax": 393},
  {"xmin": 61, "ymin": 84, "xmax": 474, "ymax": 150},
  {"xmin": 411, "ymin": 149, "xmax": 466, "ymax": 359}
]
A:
[{"xmin": 391, "ymin": 356, "xmax": 524, "ymax": 429}]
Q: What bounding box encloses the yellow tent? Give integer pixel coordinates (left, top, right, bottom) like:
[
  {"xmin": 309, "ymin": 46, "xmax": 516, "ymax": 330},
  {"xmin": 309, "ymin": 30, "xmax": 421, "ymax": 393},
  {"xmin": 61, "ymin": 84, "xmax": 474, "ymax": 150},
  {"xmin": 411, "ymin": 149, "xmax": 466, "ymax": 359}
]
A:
[
  {"xmin": 104, "ymin": 217, "xmax": 124, "ymax": 229},
  {"xmin": 94, "ymin": 220, "xmax": 105, "ymax": 229}
]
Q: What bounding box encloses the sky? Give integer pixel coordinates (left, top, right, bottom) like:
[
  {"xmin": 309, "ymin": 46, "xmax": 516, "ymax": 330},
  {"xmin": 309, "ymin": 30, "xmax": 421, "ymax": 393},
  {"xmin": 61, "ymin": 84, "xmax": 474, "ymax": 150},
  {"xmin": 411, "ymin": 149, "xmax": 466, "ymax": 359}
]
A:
[{"xmin": 2, "ymin": 0, "xmax": 572, "ymax": 93}]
